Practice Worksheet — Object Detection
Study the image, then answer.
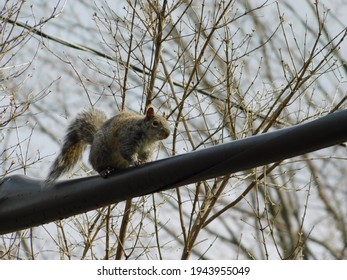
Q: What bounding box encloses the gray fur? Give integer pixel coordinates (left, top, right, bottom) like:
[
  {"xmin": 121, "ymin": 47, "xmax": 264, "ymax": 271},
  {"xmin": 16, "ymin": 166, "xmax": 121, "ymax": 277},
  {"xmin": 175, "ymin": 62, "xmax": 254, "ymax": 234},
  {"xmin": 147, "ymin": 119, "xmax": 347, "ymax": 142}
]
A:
[{"xmin": 46, "ymin": 107, "xmax": 170, "ymax": 182}]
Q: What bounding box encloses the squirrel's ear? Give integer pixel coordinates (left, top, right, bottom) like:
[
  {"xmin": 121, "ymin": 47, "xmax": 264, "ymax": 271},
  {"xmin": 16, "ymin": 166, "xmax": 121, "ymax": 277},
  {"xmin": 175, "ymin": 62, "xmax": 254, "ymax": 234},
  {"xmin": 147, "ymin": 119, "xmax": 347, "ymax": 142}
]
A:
[{"xmin": 146, "ymin": 106, "xmax": 155, "ymax": 119}]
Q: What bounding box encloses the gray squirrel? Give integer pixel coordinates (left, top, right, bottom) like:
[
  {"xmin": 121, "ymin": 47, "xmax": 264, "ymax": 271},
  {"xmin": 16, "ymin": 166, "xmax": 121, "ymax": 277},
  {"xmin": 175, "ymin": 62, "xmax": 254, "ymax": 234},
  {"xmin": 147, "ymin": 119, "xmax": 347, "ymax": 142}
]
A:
[{"xmin": 46, "ymin": 107, "xmax": 170, "ymax": 182}]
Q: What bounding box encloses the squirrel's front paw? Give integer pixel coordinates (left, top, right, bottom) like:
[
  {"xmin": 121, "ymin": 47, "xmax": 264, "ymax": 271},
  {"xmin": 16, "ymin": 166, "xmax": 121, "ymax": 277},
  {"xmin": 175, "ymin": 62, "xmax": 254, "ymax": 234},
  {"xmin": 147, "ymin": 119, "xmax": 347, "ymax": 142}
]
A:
[
  {"xmin": 99, "ymin": 167, "xmax": 115, "ymax": 178},
  {"xmin": 134, "ymin": 159, "xmax": 147, "ymax": 166}
]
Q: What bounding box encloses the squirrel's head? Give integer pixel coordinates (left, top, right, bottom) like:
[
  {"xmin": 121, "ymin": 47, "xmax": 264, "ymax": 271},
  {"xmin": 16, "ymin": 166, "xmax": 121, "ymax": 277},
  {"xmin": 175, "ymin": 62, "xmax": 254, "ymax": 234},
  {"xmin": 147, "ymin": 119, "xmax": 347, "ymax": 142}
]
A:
[{"xmin": 145, "ymin": 106, "xmax": 170, "ymax": 140}]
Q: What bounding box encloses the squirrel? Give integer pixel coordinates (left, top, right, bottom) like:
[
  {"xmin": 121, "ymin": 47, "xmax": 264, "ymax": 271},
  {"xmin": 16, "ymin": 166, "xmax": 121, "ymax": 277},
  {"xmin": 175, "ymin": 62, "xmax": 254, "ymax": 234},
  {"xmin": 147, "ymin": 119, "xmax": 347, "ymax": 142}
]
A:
[{"xmin": 46, "ymin": 106, "xmax": 170, "ymax": 183}]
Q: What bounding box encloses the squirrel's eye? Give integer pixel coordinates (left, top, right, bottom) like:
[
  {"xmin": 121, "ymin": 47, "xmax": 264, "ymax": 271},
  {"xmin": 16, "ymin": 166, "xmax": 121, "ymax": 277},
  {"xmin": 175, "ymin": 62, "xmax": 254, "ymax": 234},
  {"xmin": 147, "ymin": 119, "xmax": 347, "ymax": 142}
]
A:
[{"xmin": 152, "ymin": 120, "xmax": 159, "ymax": 127}]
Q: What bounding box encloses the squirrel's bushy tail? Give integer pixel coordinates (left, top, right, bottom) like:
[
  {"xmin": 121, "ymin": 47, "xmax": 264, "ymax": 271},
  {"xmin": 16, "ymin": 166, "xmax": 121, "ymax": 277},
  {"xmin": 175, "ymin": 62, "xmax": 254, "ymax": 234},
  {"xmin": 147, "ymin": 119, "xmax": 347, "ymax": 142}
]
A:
[{"xmin": 46, "ymin": 109, "xmax": 107, "ymax": 183}]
